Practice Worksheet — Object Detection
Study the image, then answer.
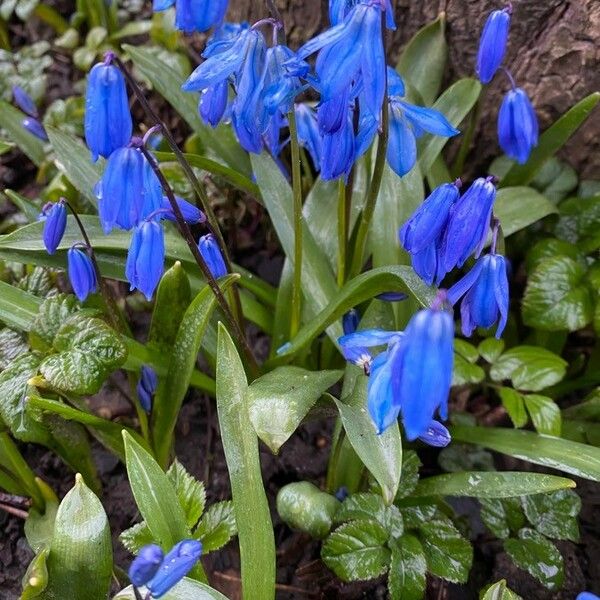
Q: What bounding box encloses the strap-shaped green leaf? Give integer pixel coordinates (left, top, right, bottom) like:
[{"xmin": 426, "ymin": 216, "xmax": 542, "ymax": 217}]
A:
[
  {"xmin": 0, "ymin": 100, "xmax": 46, "ymax": 166},
  {"xmin": 114, "ymin": 577, "xmax": 229, "ymax": 600}
]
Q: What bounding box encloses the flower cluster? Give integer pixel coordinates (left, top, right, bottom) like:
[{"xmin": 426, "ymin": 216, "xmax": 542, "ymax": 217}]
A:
[{"xmin": 476, "ymin": 5, "xmax": 538, "ymax": 164}]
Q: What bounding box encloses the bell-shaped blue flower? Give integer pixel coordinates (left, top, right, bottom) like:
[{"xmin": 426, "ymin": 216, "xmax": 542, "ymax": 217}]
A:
[
  {"xmin": 137, "ymin": 365, "xmax": 158, "ymax": 413},
  {"xmin": 199, "ymin": 79, "xmax": 229, "ymax": 128},
  {"xmin": 440, "ymin": 176, "xmax": 497, "ymax": 272},
  {"xmin": 476, "ymin": 8, "xmax": 511, "ymax": 84},
  {"xmin": 12, "ymin": 85, "xmax": 38, "ymax": 117},
  {"xmin": 418, "ymin": 420, "xmax": 451, "ymax": 447},
  {"xmin": 198, "ymin": 233, "xmax": 227, "ymax": 279},
  {"xmin": 321, "ymin": 115, "xmax": 355, "ymax": 181},
  {"xmin": 128, "ymin": 544, "xmax": 164, "ymax": 587},
  {"xmin": 498, "ymin": 87, "xmax": 538, "ymax": 164},
  {"xmin": 342, "ymin": 309, "xmax": 360, "ymax": 335},
  {"xmin": 126, "ymin": 221, "xmax": 165, "ymax": 301},
  {"xmin": 410, "ymin": 243, "xmax": 445, "ymax": 287},
  {"xmin": 67, "ymin": 247, "xmax": 97, "ymax": 302},
  {"xmin": 295, "ymin": 104, "xmax": 322, "ymax": 171},
  {"xmin": 147, "ymin": 540, "xmax": 202, "ymax": 598},
  {"xmin": 22, "ymin": 117, "xmax": 48, "ymax": 141},
  {"xmin": 41, "ymin": 200, "xmax": 67, "ymax": 255},
  {"xmin": 84, "ymin": 59, "xmax": 132, "ymax": 162},
  {"xmin": 447, "ymin": 253, "xmax": 509, "ymax": 338},
  {"xmin": 329, "ymin": 0, "xmax": 395, "ymax": 28},
  {"xmin": 367, "ymin": 346, "xmax": 401, "ymax": 434},
  {"xmin": 161, "ymin": 196, "xmax": 206, "ymax": 224},
  {"xmin": 97, "ymin": 146, "xmax": 162, "ymax": 233}
]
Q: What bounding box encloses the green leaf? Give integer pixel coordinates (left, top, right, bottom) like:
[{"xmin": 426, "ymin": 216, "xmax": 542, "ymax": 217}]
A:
[
  {"xmin": 115, "ymin": 578, "xmax": 229, "ymax": 600},
  {"xmin": 397, "ymin": 14, "xmax": 447, "ymax": 106},
  {"xmin": 453, "ymin": 353, "xmax": 485, "ymax": 386},
  {"xmin": 167, "ymin": 460, "xmax": 206, "ymax": 530},
  {"xmin": 152, "ymin": 276, "xmax": 236, "ymax": 468},
  {"xmin": 450, "ymin": 425, "xmax": 600, "ymax": 481},
  {"xmin": 498, "ymin": 387, "xmax": 528, "ymax": 428},
  {"xmin": 521, "ymin": 489, "xmax": 581, "ymax": 541},
  {"xmin": 480, "ymin": 498, "xmax": 525, "ymax": 539},
  {"xmin": 555, "ymin": 194, "xmax": 600, "ymax": 253},
  {"xmin": 413, "ymin": 472, "xmax": 575, "ymax": 499},
  {"xmin": 336, "ymin": 493, "xmax": 387, "ymax": 526},
  {"xmin": 526, "ymin": 238, "xmax": 586, "ymax": 274},
  {"xmin": 418, "ymin": 519, "xmax": 472, "ymax": 583},
  {"xmin": 504, "ymin": 529, "xmax": 564, "ymax": 590},
  {"xmin": 0, "ymin": 327, "xmax": 28, "ymax": 370},
  {"xmin": 24, "ymin": 495, "xmax": 58, "ymax": 554},
  {"xmin": 122, "ymin": 431, "xmax": 191, "ymax": 549},
  {"xmin": 522, "ymin": 256, "xmax": 594, "ymax": 331},
  {"xmin": 119, "ymin": 520, "xmax": 154, "ymax": 554},
  {"xmin": 321, "ymin": 519, "xmax": 390, "ymax": 582},
  {"xmin": 395, "ymin": 451, "xmax": 422, "ymax": 500},
  {"xmin": 246, "ymin": 366, "xmax": 342, "ymax": 453},
  {"xmin": 276, "ymin": 482, "xmax": 340, "ymax": 539},
  {"xmin": 501, "ymin": 93, "xmax": 600, "ymax": 188},
  {"xmin": 400, "ymin": 503, "xmax": 437, "ymax": 531},
  {"xmin": 29, "ymin": 294, "xmax": 80, "ymax": 349},
  {"xmin": 21, "ymin": 546, "xmax": 49, "ymax": 600},
  {"xmin": 42, "ymin": 474, "xmax": 112, "ymax": 600},
  {"xmin": 489, "ymin": 346, "xmax": 567, "ymax": 392},
  {"xmin": 524, "ymin": 395, "xmax": 561, "ymax": 436},
  {"xmin": 388, "ymin": 534, "xmax": 427, "ymax": 600},
  {"xmin": 335, "ymin": 376, "xmax": 402, "ymax": 505},
  {"xmin": 3, "ymin": 189, "xmax": 41, "ymax": 222},
  {"xmin": 481, "ymin": 580, "xmax": 522, "ymax": 600},
  {"xmin": 0, "ymin": 100, "xmax": 46, "ymax": 166},
  {"xmin": 216, "ymin": 324, "xmax": 276, "ymax": 600},
  {"xmin": 194, "ymin": 500, "xmax": 237, "ymax": 553}
]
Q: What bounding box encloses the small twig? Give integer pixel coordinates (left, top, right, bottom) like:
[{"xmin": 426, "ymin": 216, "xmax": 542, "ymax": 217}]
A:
[
  {"xmin": 214, "ymin": 571, "xmax": 313, "ymax": 596},
  {"xmin": 0, "ymin": 502, "xmax": 28, "ymax": 519}
]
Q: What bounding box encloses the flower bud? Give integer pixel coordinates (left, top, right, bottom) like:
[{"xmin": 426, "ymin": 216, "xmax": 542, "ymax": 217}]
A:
[
  {"xmin": 126, "ymin": 221, "xmax": 165, "ymax": 301},
  {"xmin": 476, "ymin": 8, "xmax": 511, "ymax": 84},
  {"xmin": 342, "ymin": 309, "xmax": 359, "ymax": 335},
  {"xmin": 128, "ymin": 544, "xmax": 164, "ymax": 587},
  {"xmin": 417, "ymin": 420, "xmax": 451, "ymax": 447},
  {"xmin": 137, "ymin": 366, "xmax": 158, "ymax": 413},
  {"xmin": 13, "ymin": 85, "xmax": 38, "ymax": 118},
  {"xmin": 161, "ymin": 196, "xmax": 206, "ymax": 225},
  {"xmin": 147, "ymin": 540, "xmax": 202, "ymax": 598},
  {"xmin": 67, "ymin": 247, "xmax": 97, "ymax": 302},
  {"xmin": 198, "ymin": 233, "xmax": 227, "ymax": 279},
  {"xmin": 498, "ymin": 87, "xmax": 538, "ymax": 165},
  {"xmin": 22, "ymin": 117, "xmax": 48, "ymax": 141},
  {"xmin": 41, "ymin": 200, "xmax": 67, "ymax": 255}
]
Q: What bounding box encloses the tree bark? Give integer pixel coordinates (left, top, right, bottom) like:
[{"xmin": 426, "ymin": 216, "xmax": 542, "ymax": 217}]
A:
[{"xmin": 228, "ymin": 0, "xmax": 600, "ymax": 178}]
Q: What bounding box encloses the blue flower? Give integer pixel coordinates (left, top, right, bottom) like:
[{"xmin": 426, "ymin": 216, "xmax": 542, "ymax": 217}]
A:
[
  {"xmin": 417, "ymin": 420, "xmax": 451, "ymax": 447},
  {"xmin": 577, "ymin": 594, "xmax": 600, "ymax": 600},
  {"xmin": 338, "ymin": 328, "xmax": 403, "ymax": 373},
  {"xmin": 12, "ymin": 85, "xmax": 38, "ymax": 117},
  {"xmin": 154, "ymin": 0, "xmax": 228, "ymax": 33},
  {"xmin": 126, "ymin": 221, "xmax": 165, "ymax": 301},
  {"xmin": 342, "ymin": 309, "xmax": 359, "ymax": 335},
  {"xmin": 97, "ymin": 146, "xmax": 162, "ymax": 233},
  {"xmin": 147, "ymin": 540, "xmax": 203, "ymax": 598},
  {"xmin": 84, "ymin": 59, "xmax": 132, "ymax": 162},
  {"xmin": 67, "ymin": 247, "xmax": 97, "ymax": 302},
  {"xmin": 128, "ymin": 544, "xmax": 164, "ymax": 587},
  {"xmin": 440, "ymin": 176, "xmax": 497, "ymax": 272},
  {"xmin": 498, "ymin": 87, "xmax": 538, "ymax": 164},
  {"xmin": 321, "ymin": 114, "xmax": 355, "ymax": 181},
  {"xmin": 198, "ymin": 233, "xmax": 227, "ymax": 279},
  {"xmin": 329, "ymin": 0, "xmax": 395, "ymax": 29},
  {"xmin": 295, "ymin": 104, "xmax": 322, "ymax": 171},
  {"xmin": 137, "ymin": 366, "xmax": 158, "ymax": 413},
  {"xmin": 41, "ymin": 200, "xmax": 67, "ymax": 255},
  {"xmin": 21, "ymin": 117, "xmax": 48, "ymax": 141},
  {"xmin": 476, "ymin": 8, "xmax": 511, "ymax": 84},
  {"xmin": 153, "ymin": 0, "xmax": 174, "ymax": 9},
  {"xmin": 199, "ymin": 79, "xmax": 229, "ymax": 128},
  {"xmin": 447, "ymin": 253, "xmax": 509, "ymax": 338},
  {"xmin": 161, "ymin": 196, "xmax": 206, "ymax": 224}
]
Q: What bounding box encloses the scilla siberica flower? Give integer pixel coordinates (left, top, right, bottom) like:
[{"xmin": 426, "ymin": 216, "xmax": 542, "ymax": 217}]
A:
[
  {"xmin": 146, "ymin": 540, "xmax": 203, "ymax": 598},
  {"xmin": 12, "ymin": 85, "xmax": 38, "ymax": 118},
  {"xmin": 498, "ymin": 86, "xmax": 538, "ymax": 164},
  {"xmin": 198, "ymin": 233, "xmax": 227, "ymax": 279},
  {"xmin": 476, "ymin": 7, "xmax": 511, "ymax": 84},
  {"xmin": 338, "ymin": 300, "xmax": 454, "ymax": 440},
  {"xmin": 67, "ymin": 247, "xmax": 97, "ymax": 302},
  {"xmin": 418, "ymin": 420, "xmax": 451, "ymax": 447},
  {"xmin": 84, "ymin": 55, "xmax": 132, "ymax": 162},
  {"xmin": 153, "ymin": 0, "xmax": 228, "ymax": 33},
  {"xmin": 161, "ymin": 196, "xmax": 206, "ymax": 225},
  {"xmin": 137, "ymin": 365, "xmax": 158, "ymax": 413},
  {"xmin": 128, "ymin": 544, "xmax": 163, "ymax": 587},
  {"xmin": 22, "ymin": 117, "xmax": 48, "ymax": 141},
  {"xmin": 126, "ymin": 220, "xmax": 165, "ymax": 301},
  {"xmin": 41, "ymin": 199, "xmax": 67, "ymax": 255}
]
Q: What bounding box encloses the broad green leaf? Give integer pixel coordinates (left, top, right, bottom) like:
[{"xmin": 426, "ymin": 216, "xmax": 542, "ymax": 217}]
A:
[
  {"xmin": 21, "ymin": 546, "xmax": 49, "ymax": 600},
  {"xmin": 0, "ymin": 100, "xmax": 46, "ymax": 166},
  {"xmin": 39, "ymin": 314, "xmax": 127, "ymax": 395},
  {"xmin": 521, "ymin": 489, "xmax": 580, "ymax": 541},
  {"xmin": 481, "ymin": 580, "xmax": 522, "ymax": 600},
  {"xmin": 413, "ymin": 471, "xmax": 575, "ymax": 499},
  {"xmin": 152, "ymin": 276, "xmax": 237, "ymax": 468},
  {"xmin": 321, "ymin": 519, "xmax": 390, "ymax": 582},
  {"xmin": 167, "ymin": 460, "xmax": 206, "ymax": 530},
  {"xmin": 122, "ymin": 432, "xmax": 191, "ymax": 550},
  {"xmin": 246, "ymin": 366, "xmax": 342, "ymax": 453},
  {"xmin": 400, "ymin": 503, "xmax": 437, "ymax": 531},
  {"xmin": 397, "ymin": 14, "xmax": 447, "ymax": 106},
  {"xmin": 194, "ymin": 500, "xmax": 237, "ymax": 553},
  {"xmin": 451, "ymin": 425, "xmax": 600, "ymax": 481},
  {"xmin": 418, "ymin": 78, "xmax": 481, "ymax": 173},
  {"xmin": 498, "ymin": 387, "xmax": 528, "ymax": 428},
  {"xmin": 42, "ymin": 475, "xmax": 112, "ymax": 600},
  {"xmin": 336, "ymin": 493, "xmax": 387, "ymax": 527},
  {"xmin": 29, "ymin": 294, "xmax": 81, "ymax": 349},
  {"xmin": 24, "ymin": 493, "xmax": 58, "ymax": 553},
  {"xmin": 489, "ymin": 346, "xmax": 567, "ymax": 392},
  {"xmin": 395, "ymin": 450, "xmax": 421, "ymax": 500},
  {"xmin": 388, "ymin": 534, "xmax": 426, "ymax": 600},
  {"xmin": 149, "ymin": 262, "xmax": 191, "ymax": 351},
  {"xmin": 501, "ymin": 93, "xmax": 600, "ymax": 187},
  {"xmin": 0, "ymin": 327, "xmax": 28, "ymax": 369},
  {"xmin": 526, "ymin": 238, "xmax": 586, "ymax": 273},
  {"xmin": 504, "ymin": 529, "xmax": 564, "ymax": 590},
  {"xmin": 453, "ymin": 353, "xmax": 485, "ymax": 386},
  {"xmin": 438, "ymin": 443, "xmax": 495, "ymax": 473},
  {"xmin": 524, "ymin": 394, "xmax": 561, "ymax": 436},
  {"xmin": 276, "ymin": 482, "xmax": 340, "ymax": 539},
  {"xmin": 479, "ymin": 497, "xmax": 525, "ymax": 540},
  {"xmin": 119, "ymin": 521, "xmax": 153, "ymax": 554},
  {"xmin": 418, "ymin": 519, "xmax": 472, "ymax": 583},
  {"xmin": 455, "ymin": 339, "xmax": 479, "ymax": 363},
  {"xmin": 555, "ymin": 194, "xmax": 600, "ymax": 252},
  {"xmin": 115, "ymin": 578, "xmax": 229, "ymax": 600},
  {"xmin": 216, "ymin": 324, "xmax": 275, "ymax": 600},
  {"xmin": 522, "ymin": 256, "xmax": 594, "ymax": 331},
  {"xmin": 335, "ymin": 376, "xmax": 402, "ymax": 505},
  {"xmin": 3, "ymin": 189, "xmax": 41, "ymax": 222}
]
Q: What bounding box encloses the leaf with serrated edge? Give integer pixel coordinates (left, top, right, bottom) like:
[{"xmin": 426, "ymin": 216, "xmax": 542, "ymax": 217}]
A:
[
  {"xmin": 194, "ymin": 501, "xmax": 237, "ymax": 553},
  {"xmin": 168, "ymin": 460, "xmax": 206, "ymax": 530},
  {"xmin": 388, "ymin": 534, "xmax": 426, "ymax": 600},
  {"xmin": 521, "ymin": 490, "xmax": 580, "ymax": 541}
]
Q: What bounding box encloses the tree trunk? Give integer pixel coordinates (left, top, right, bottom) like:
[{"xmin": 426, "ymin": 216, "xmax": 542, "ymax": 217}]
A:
[{"xmin": 227, "ymin": 0, "xmax": 600, "ymax": 178}]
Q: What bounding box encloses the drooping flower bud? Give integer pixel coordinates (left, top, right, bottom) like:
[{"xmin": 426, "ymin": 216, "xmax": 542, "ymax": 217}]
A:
[
  {"xmin": 84, "ymin": 59, "xmax": 132, "ymax": 162},
  {"xmin": 126, "ymin": 221, "xmax": 165, "ymax": 301},
  {"xmin": 198, "ymin": 233, "xmax": 227, "ymax": 279},
  {"xmin": 147, "ymin": 540, "xmax": 203, "ymax": 598},
  {"xmin": 41, "ymin": 200, "xmax": 67, "ymax": 255},
  {"xmin": 476, "ymin": 8, "xmax": 511, "ymax": 84},
  {"xmin": 498, "ymin": 87, "xmax": 538, "ymax": 164},
  {"xmin": 136, "ymin": 366, "xmax": 158, "ymax": 413},
  {"xmin": 128, "ymin": 544, "xmax": 164, "ymax": 587},
  {"xmin": 67, "ymin": 247, "xmax": 97, "ymax": 302},
  {"xmin": 161, "ymin": 196, "xmax": 206, "ymax": 225},
  {"xmin": 12, "ymin": 85, "xmax": 38, "ymax": 118},
  {"xmin": 22, "ymin": 117, "xmax": 48, "ymax": 141},
  {"xmin": 417, "ymin": 420, "xmax": 452, "ymax": 447},
  {"xmin": 342, "ymin": 309, "xmax": 360, "ymax": 335}
]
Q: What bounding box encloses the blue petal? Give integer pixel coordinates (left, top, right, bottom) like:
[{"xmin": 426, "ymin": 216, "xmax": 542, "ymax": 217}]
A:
[
  {"xmin": 67, "ymin": 248, "xmax": 97, "ymax": 302},
  {"xmin": 492, "ymin": 255, "xmax": 510, "ymax": 338},
  {"xmin": 387, "ymin": 102, "xmax": 417, "ymax": 177},
  {"xmin": 42, "ymin": 201, "xmax": 67, "ymax": 255},
  {"xmin": 399, "ymin": 101, "xmax": 459, "ymax": 137},
  {"xmin": 199, "ymin": 80, "xmax": 229, "ymax": 128},
  {"xmin": 359, "ymin": 5, "xmax": 385, "ymax": 119},
  {"xmin": 339, "ymin": 329, "xmax": 403, "ymax": 349},
  {"xmin": 147, "ymin": 540, "xmax": 202, "ymax": 598},
  {"xmin": 153, "ymin": 0, "xmax": 175, "ymax": 10},
  {"xmin": 198, "ymin": 234, "xmax": 227, "ymax": 278},
  {"xmin": 446, "ymin": 256, "xmax": 486, "ymax": 306},
  {"xmin": 417, "ymin": 420, "xmax": 451, "ymax": 447},
  {"xmin": 476, "ymin": 9, "xmax": 510, "ymax": 84},
  {"xmin": 128, "ymin": 544, "xmax": 163, "ymax": 587},
  {"xmin": 386, "ymin": 67, "xmax": 405, "ymax": 97},
  {"xmin": 12, "ymin": 85, "xmax": 38, "ymax": 118},
  {"xmin": 368, "ymin": 346, "xmax": 401, "ymax": 434}
]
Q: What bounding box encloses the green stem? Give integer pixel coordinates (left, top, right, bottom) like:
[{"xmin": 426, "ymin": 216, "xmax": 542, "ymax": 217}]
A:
[
  {"xmin": 325, "ymin": 425, "xmax": 345, "ymax": 493},
  {"xmin": 288, "ymin": 110, "xmax": 304, "ymax": 338},
  {"xmin": 451, "ymin": 87, "xmax": 487, "ymax": 179},
  {"xmin": 337, "ymin": 178, "xmax": 347, "ymax": 287}
]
